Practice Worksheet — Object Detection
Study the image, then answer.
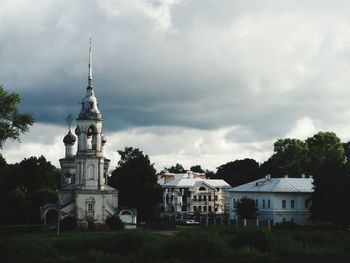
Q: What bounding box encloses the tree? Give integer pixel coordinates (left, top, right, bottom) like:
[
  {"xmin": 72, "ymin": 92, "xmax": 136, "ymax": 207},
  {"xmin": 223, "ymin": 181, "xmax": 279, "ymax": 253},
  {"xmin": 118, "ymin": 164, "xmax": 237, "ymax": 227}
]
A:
[
  {"xmin": 310, "ymin": 161, "xmax": 350, "ymax": 225},
  {"xmin": 164, "ymin": 163, "xmax": 186, "ymax": 173},
  {"xmin": 214, "ymin": 159, "xmax": 262, "ymax": 187},
  {"xmin": 108, "ymin": 147, "xmax": 162, "ymax": 221},
  {"xmin": 190, "ymin": 165, "xmax": 205, "ymax": 173},
  {"xmin": 0, "ymin": 155, "xmax": 59, "ymax": 225},
  {"xmin": 261, "ymin": 138, "xmax": 308, "ymax": 177},
  {"xmin": 235, "ymin": 197, "xmax": 257, "ymax": 219},
  {"xmin": 306, "ymin": 131, "xmax": 346, "ymax": 174},
  {"xmin": 0, "ymin": 86, "xmax": 33, "ymax": 148}
]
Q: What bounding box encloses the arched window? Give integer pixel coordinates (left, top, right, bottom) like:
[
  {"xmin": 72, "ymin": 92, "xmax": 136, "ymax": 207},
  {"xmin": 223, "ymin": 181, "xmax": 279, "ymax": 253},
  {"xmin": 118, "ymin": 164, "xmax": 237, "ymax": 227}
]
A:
[
  {"xmin": 199, "ymin": 186, "xmax": 206, "ymax": 191},
  {"xmin": 86, "ymin": 125, "xmax": 98, "ymax": 150}
]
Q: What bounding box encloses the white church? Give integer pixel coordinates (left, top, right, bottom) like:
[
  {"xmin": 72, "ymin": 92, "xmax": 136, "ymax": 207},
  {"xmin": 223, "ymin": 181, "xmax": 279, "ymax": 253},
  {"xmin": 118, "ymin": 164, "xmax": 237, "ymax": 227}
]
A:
[{"xmin": 41, "ymin": 42, "xmax": 130, "ymax": 228}]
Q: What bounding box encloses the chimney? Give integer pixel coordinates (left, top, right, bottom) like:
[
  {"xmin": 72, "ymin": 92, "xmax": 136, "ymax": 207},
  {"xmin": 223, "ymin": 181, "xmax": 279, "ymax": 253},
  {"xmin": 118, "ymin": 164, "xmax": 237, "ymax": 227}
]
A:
[
  {"xmin": 265, "ymin": 174, "xmax": 271, "ymax": 179},
  {"xmin": 301, "ymin": 174, "xmax": 305, "ymax": 178},
  {"xmin": 284, "ymin": 175, "xmax": 288, "ymax": 178}
]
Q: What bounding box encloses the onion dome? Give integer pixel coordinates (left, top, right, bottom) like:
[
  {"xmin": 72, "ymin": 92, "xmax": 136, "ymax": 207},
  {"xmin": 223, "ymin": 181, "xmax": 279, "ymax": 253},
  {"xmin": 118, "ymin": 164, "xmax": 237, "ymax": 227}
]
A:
[{"xmin": 63, "ymin": 130, "xmax": 77, "ymax": 145}]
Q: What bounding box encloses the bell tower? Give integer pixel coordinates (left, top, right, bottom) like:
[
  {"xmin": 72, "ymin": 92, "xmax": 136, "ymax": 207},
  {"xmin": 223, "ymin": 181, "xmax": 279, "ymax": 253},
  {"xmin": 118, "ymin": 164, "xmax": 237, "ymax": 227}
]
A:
[{"xmin": 75, "ymin": 39, "xmax": 108, "ymax": 190}]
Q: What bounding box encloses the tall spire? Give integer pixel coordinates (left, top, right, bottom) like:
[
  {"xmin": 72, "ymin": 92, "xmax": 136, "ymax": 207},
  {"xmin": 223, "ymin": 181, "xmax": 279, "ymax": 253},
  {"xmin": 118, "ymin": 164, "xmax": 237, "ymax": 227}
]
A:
[{"xmin": 88, "ymin": 38, "xmax": 93, "ymax": 88}]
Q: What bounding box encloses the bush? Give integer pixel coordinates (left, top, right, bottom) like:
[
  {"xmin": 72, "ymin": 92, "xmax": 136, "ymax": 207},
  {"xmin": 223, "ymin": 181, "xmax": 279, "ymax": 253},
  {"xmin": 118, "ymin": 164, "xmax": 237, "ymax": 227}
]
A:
[{"xmin": 106, "ymin": 216, "xmax": 124, "ymax": 230}]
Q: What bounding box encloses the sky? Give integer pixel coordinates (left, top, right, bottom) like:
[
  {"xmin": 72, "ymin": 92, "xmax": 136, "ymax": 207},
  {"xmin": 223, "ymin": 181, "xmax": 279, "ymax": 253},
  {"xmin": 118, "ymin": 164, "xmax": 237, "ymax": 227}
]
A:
[{"xmin": 2, "ymin": 0, "xmax": 350, "ymax": 172}]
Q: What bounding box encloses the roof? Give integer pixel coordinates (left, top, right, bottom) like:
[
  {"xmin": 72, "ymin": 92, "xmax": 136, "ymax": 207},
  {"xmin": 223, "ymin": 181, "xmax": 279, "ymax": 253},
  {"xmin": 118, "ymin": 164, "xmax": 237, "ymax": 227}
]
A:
[
  {"xmin": 162, "ymin": 178, "xmax": 230, "ymax": 189},
  {"xmin": 228, "ymin": 177, "xmax": 314, "ymax": 193}
]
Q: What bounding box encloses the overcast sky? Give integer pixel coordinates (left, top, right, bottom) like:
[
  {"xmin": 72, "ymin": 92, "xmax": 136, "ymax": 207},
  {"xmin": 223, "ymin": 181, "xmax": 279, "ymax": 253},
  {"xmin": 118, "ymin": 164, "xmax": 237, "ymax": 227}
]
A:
[{"xmin": 2, "ymin": 0, "xmax": 350, "ymax": 171}]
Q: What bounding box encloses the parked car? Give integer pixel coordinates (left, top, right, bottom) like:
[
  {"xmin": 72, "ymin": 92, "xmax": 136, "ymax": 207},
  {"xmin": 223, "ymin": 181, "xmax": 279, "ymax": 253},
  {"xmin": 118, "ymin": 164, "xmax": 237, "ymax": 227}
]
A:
[{"xmin": 184, "ymin": 219, "xmax": 200, "ymax": 225}]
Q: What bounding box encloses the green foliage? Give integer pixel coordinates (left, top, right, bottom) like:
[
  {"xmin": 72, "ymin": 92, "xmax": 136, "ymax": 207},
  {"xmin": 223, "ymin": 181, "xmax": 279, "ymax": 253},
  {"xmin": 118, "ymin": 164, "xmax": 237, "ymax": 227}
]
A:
[
  {"xmin": 261, "ymin": 138, "xmax": 308, "ymax": 177},
  {"xmin": 306, "ymin": 131, "xmax": 346, "ymax": 174},
  {"xmin": 190, "ymin": 165, "xmax": 205, "ymax": 173},
  {"xmin": 108, "ymin": 147, "xmax": 162, "ymax": 221},
  {"xmin": 0, "ymin": 85, "xmax": 34, "ymax": 148},
  {"xmin": 235, "ymin": 197, "xmax": 258, "ymax": 219},
  {"xmin": 164, "ymin": 163, "xmax": 186, "ymax": 173},
  {"xmin": 214, "ymin": 158, "xmax": 262, "ymax": 186},
  {"xmin": 106, "ymin": 215, "xmax": 124, "ymax": 230},
  {"xmin": 0, "ymin": 155, "xmax": 59, "ymax": 225},
  {"xmin": 1, "ymin": 228, "xmax": 350, "ymax": 263},
  {"xmin": 310, "ymin": 162, "xmax": 350, "ymax": 225}
]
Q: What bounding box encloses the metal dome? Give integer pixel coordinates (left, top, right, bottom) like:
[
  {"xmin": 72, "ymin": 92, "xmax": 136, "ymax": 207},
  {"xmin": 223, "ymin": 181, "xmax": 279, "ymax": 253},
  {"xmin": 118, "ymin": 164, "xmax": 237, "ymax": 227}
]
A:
[{"xmin": 63, "ymin": 130, "xmax": 77, "ymax": 145}]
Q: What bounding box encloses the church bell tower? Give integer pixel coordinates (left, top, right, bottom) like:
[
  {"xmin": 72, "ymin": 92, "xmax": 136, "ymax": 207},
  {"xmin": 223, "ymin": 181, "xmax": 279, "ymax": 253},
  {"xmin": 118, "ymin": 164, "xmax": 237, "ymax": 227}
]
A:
[{"xmin": 74, "ymin": 39, "xmax": 108, "ymax": 190}]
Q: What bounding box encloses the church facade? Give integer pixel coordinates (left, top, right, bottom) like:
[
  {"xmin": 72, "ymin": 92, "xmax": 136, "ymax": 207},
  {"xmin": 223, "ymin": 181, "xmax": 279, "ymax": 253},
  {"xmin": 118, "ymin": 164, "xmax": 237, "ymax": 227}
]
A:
[{"xmin": 58, "ymin": 42, "xmax": 118, "ymax": 228}]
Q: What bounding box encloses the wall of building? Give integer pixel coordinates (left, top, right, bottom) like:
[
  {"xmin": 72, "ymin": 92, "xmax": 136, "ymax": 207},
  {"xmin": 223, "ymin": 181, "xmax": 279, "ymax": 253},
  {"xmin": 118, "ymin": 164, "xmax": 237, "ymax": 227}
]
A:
[{"xmin": 229, "ymin": 192, "xmax": 312, "ymax": 225}]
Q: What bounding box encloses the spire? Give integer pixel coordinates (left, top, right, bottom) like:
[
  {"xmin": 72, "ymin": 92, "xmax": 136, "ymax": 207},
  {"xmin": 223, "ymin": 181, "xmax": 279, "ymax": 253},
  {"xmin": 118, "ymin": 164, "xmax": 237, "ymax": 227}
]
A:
[{"xmin": 88, "ymin": 38, "xmax": 93, "ymax": 88}]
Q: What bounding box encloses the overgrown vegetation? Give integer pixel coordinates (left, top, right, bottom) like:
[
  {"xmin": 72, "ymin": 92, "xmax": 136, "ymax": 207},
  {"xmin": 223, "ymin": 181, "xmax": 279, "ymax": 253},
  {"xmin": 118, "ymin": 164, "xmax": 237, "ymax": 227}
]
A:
[{"xmin": 1, "ymin": 227, "xmax": 349, "ymax": 263}]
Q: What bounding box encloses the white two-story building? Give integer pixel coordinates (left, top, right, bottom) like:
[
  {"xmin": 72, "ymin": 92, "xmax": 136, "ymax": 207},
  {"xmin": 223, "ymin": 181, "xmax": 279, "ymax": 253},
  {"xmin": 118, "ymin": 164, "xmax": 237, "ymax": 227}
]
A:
[
  {"xmin": 229, "ymin": 176, "xmax": 313, "ymax": 225},
  {"xmin": 158, "ymin": 171, "xmax": 230, "ymax": 216}
]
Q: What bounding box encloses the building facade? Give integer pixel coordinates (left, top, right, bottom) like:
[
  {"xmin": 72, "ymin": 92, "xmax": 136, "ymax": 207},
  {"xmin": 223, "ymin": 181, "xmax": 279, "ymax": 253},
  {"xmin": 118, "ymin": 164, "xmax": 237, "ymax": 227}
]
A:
[
  {"xmin": 229, "ymin": 176, "xmax": 313, "ymax": 225},
  {"xmin": 158, "ymin": 171, "xmax": 230, "ymax": 216},
  {"xmin": 57, "ymin": 42, "xmax": 118, "ymax": 228}
]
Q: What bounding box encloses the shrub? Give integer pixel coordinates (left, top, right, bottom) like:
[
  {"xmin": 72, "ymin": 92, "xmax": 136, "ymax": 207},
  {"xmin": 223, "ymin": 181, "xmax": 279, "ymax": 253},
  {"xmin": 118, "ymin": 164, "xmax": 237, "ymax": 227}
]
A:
[{"xmin": 106, "ymin": 216, "xmax": 124, "ymax": 230}]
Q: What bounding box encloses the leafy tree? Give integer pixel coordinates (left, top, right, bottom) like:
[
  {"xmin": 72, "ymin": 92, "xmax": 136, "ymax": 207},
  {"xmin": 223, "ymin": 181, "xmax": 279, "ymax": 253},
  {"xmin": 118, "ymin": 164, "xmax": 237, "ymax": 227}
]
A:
[
  {"xmin": 214, "ymin": 159, "xmax": 262, "ymax": 186},
  {"xmin": 261, "ymin": 138, "xmax": 308, "ymax": 177},
  {"xmin": 190, "ymin": 165, "xmax": 205, "ymax": 173},
  {"xmin": 0, "ymin": 86, "xmax": 33, "ymax": 148},
  {"xmin": 306, "ymin": 131, "xmax": 345, "ymax": 174},
  {"xmin": 235, "ymin": 197, "xmax": 258, "ymax": 219},
  {"xmin": 164, "ymin": 163, "xmax": 186, "ymax": 173},
  {"xmin": 0, "ymin": 155, "xmax": 59, "ymax": 225},
  {"xmin": 108, "ymin": 147, "xmax": 162, "ymax": 221},
  {"xmin": 310, "ymin": 162, "xmax": 350, "ymax": 225}
]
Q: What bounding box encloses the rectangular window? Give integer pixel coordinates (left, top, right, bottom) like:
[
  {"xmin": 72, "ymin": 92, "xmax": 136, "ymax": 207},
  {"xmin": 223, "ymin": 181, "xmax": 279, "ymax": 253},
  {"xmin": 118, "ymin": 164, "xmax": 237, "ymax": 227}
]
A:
[
  {"xmin": 263, "ymin": 200, "xmax": 265, "ymax": 208},
  {"xmin": 209, "ymin": 206, "xmax": 212, "ymax": 212},
  {"xmin": 194, "ymin": 195, "xmax": 197, "ymax": 201},
  {"xmin": 88, "ymin": 203, "xmax": 93, "ymax": 211},
  {"xmin": 214, "ymin": 195, "xmax": 218, "ymax": 201},
  {"xmin": 255, "ymin": 199, "xmax": 259, "ymax": 208},
  {"xmin": 203, "ymin": 195, "xmax": 207, "ymax": 201},
  {"xmin": 193, "ymin": 206, "xmax": 197, "ymax": 212},
  {"xmin": 268, "ymin": 200, "xmax": 271, "ymax": 208},
  {"xmin": 291, "ymin": 200, "xmax": 295, "ymax": 209},
  {"xmin": 198, "ymin": 206, "xmax": 202, "ymax": 212},
  {"xmin": 199, "ymin": 195, "xmax": 202, "ymax": 201},
  {"xmin": 208, "ymin": 195, "xmax": 212, "ymax": 201},
  {"xmin": 282, "ymin": 200, "xmax": 286, "ymax": 209},
  {"xmin": 203, "ymin": 206, "xmax": 207, "ymax": 212}
]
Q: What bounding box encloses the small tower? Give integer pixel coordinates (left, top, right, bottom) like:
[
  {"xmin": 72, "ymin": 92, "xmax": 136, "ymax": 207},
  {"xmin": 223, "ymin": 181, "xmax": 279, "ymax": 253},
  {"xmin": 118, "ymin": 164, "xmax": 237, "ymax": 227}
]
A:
[{"xmin": 59, "ymin": 114, "xmax": 77, "ymax": 185}]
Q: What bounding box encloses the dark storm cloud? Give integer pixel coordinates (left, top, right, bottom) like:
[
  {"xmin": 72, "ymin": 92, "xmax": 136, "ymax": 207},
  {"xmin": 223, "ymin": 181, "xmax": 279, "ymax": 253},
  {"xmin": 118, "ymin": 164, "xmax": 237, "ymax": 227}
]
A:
[{"xmin": 2, "ymin": 0, "xmax": 350, "ymax": 143}]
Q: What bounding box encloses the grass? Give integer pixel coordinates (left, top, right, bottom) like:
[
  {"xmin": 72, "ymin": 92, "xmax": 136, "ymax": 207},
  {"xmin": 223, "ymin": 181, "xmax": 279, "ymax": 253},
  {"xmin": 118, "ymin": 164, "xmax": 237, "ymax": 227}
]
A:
[{"xmin": 0, "ymin": 226, "xmax": 350, "ymax": 263}]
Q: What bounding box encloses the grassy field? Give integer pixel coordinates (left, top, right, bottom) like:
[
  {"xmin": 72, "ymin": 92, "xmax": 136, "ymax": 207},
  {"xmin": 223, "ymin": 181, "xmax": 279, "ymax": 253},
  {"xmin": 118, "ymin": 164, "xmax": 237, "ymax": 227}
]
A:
[{"xmin": 1, "ymin": 226, "xmax": 350, "ymax": 263}]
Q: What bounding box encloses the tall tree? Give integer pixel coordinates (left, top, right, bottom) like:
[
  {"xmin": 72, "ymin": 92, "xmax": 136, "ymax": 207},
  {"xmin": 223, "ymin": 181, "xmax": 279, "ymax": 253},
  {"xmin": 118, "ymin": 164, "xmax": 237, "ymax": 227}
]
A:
[
  {"xmin": 108, "ymin": 147, "xmax": 162, "ymax": 221},
  {"xmin": 0, "ymin": 155, "xmax": 59, "ymax": 225},
  {"xmin": 214, "ymin": 158, "xmax": 262, "ymax": 186},
  {"xmin": 310, "ymin": 161, "xmax": 350, "ymax": 225},
  {"xmin": 306, "ymin": 131, "xmax": 346, "ymax": 174},
  {"xmin": 261, "ymin": 138, "xmax": 308, "ymax": 177},
  {"xmin": 0, "ymin": 86, "xmax": 33, "ymax": 148}
]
